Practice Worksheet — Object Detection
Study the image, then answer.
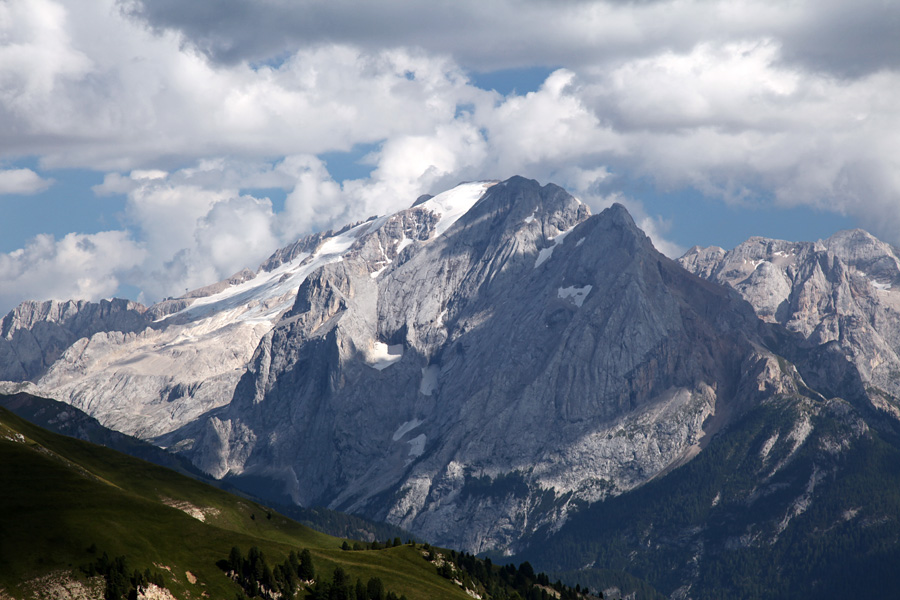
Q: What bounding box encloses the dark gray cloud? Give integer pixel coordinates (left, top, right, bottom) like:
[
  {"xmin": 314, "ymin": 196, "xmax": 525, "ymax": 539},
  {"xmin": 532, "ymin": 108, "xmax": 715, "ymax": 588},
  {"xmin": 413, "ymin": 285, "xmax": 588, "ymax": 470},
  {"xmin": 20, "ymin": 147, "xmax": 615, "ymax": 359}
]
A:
[
  {"xmin": 120, "ymin": 0, "xmax": 481, "ymax": 66},
  {"xmin": 120, "ymin": 0, "xmax": 900, "ymax": 78},
  {"xmin": 776, "ymin": 0, "xmax": 900, "ymax": 78}
]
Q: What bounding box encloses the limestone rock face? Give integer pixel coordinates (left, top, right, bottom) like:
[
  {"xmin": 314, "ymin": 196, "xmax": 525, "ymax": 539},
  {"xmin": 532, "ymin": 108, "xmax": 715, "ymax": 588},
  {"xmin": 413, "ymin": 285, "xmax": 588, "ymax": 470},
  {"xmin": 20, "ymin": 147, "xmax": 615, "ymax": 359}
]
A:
[
  {"xmin": 157, "ymin": 177, "xmax": 801, "ymax": 553},
  {"xmin": 0, "ymin": 299, "xmax": 148, "ymax": 381},
  {"xmin": 679, "ymin": 230, "xmax": 900, "ymax": 419}
]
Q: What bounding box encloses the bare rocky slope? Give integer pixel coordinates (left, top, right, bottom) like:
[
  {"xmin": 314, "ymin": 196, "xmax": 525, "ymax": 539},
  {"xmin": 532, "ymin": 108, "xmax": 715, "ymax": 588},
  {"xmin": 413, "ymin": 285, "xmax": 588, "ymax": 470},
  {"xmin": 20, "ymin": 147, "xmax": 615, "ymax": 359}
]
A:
[
  {"xmin": 679, "ymin": 230, "xmax": 900, "ymax": 421},
  {"xmin": 0, "ymin": 176, "xmax": 880, "ymax": 559}
]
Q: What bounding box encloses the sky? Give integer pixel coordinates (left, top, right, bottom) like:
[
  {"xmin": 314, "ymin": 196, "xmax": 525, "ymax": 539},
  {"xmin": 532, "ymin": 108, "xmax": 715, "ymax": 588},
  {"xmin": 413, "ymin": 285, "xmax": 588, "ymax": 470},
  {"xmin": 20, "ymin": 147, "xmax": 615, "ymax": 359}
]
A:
[{"xmin": 1, "ymin": 0, "xmax": 898, "ymax": 314}]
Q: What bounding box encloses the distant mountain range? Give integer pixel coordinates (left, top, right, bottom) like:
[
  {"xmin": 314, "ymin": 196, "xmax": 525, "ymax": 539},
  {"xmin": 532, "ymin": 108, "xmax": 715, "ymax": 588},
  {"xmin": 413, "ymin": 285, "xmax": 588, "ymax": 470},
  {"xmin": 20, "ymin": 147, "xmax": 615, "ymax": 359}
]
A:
[{"xmin": 4, "ymin": 175, "xmax": 900, "ymax": 598}]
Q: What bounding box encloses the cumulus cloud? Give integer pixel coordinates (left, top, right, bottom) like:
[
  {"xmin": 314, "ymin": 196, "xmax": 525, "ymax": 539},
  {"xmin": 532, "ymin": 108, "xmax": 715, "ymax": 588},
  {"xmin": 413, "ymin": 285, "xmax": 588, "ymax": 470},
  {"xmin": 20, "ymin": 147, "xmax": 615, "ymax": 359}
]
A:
[
  {"xmin": 0, "ymin": 231, "xmax": 145, "ymax": 310},
  {"xmin": 90, "ymin": 162, "xmax": 284, "ymax": 300},
  {"xmin": 1, "ymin": 0, "xmax": 484, "ymax": 170},
  {"xmin": 0, "ymin": 168, "xmax": 53, "ymax": 195},
  {"xmin": 570, "ymin": 41, "xmax": 900, "ymax": 240}
]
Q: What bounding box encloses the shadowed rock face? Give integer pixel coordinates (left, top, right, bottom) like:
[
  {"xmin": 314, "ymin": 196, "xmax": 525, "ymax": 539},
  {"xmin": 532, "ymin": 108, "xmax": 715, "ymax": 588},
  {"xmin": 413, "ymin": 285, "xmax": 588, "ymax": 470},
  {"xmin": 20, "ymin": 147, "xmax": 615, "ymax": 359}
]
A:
[
  {"xmin": 157, "ymin": 176, "xmax": 803, "ymax": 553},
  {"xmin": 680, "ymin": 230, "xmax": 900, "ymax": 419}
]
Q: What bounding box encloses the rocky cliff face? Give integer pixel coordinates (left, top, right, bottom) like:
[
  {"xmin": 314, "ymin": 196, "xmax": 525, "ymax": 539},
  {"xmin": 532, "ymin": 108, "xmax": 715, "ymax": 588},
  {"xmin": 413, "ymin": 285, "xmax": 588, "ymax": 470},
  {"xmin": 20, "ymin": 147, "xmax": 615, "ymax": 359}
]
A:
[
  {"xmin": 0, "ymin": 299, "xmax": 149, "ymax": 382},
  {"xmin": 153, "ymin": 177, "xmax": 807, "ymax": 553},
  {"xmin": 679, "ymin": 230, "xmax": 900, "ymax": 420}
]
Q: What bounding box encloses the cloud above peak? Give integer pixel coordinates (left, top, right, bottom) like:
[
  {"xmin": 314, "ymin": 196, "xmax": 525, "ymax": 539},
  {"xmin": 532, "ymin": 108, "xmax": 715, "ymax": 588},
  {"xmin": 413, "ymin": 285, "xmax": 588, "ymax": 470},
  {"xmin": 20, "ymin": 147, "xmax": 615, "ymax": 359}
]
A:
[{"xmin": 0, "ymin": 0, "xmax": 897, "ymax": 313}]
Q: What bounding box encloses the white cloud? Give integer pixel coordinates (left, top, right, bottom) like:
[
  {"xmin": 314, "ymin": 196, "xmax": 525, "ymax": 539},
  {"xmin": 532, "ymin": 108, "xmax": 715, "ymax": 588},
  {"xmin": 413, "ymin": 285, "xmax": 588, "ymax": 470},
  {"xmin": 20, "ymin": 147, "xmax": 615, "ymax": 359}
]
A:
[
  {"xmin": 142, "ymin": 194, "xmax": 279, "ymax": 298},
  {"xmin": 0, "ymin": 0, "xmax": 898, "ymax": 312},
  {"xmin": 570, "ymin": 41, "xmax": 900, "ymax": 240},
  {"xmin": 0, "ymin": 168, "xmax": 53, "ymax": 195},
  {"xmin": 0, "ymin": 0, "xmax": 92, "ymax": 109},
  {"xmin": 0, "ymin": 0, "xmax": 485, "ymax": 171},
  {"xmin": 0, "ymin": 231, "xmax": 145, "ymax": 310},
  {"xmin": 476, "ymin": 69, "xmax": 623, "ymax": 178},
  {"xmin": 341, "ymin": 120, "xmax": 491, "ymax": 220},
  {"xmin": 104, "ymin": 163, "xmax": 284, "ymax": 299},
  {"xmin": 277, "ymin": 156, "xmax": 346, "ymax": 237}
]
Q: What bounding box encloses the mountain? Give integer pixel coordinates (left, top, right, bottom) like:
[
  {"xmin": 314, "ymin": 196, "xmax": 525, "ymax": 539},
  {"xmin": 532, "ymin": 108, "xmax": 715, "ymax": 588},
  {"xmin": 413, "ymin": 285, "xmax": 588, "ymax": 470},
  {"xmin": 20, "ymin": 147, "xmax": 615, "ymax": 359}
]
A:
[
  {"xmin": 163, "ymin": 176, "xmax": 817, "ymax": 557},
  {"xmin": 0, "ymin": 298, "xmax": 148, "ymax": 382},
  {"xmin": 0, "ymin": 176, "xmax": 821, "ymax": 556},
  {"xmin": 492, "ymin": 228, "xmax": 900, "ymax": 599},
  {"xmin": 5, "ymin": 175, "xmax": 900, "ymax": 597},
  {"xmin": 511, "ymin": 367, "xmax": 900, "ymax": 599}
]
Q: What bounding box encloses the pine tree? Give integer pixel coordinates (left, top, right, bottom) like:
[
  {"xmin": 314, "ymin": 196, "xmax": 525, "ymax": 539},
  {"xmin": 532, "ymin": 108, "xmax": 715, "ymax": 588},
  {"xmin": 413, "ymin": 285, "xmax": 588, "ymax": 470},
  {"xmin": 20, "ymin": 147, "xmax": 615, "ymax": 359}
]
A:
[
  {"xmin": 366, "ymin": 577, "xmax": 385, "ymax": 600},
  {"xmin": 229, "ymin": 547, "xmax": 243, "ymax": 574},
  {"xmin": 299, "ymin": 548, "xmax": 316, "ymax": 581},
  {"xmin": 330, "ymin": 566, "xmax": 350, "ymax": 600}
]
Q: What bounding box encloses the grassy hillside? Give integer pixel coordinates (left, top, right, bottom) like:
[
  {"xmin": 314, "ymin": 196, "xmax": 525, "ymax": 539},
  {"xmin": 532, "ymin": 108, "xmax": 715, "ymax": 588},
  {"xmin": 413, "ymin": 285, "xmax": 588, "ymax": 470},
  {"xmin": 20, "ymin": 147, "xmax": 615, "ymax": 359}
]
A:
[
  {"xmin": 0, "ymin": 391, "xmax": 419, "ymax": 545},
  {"xmin": 0, "ymin": 407, "xmax": 471, "ymax": 600}
]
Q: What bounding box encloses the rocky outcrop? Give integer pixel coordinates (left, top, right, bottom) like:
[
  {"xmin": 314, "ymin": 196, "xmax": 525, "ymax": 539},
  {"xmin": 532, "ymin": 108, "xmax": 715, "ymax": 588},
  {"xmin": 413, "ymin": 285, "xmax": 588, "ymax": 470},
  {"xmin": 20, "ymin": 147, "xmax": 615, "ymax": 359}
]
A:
[
  {"xmin": 0, "ymin": 299, "xmax": 148, "ymax": 382},
  {"xmin": 679, "ymin": 230, "xmax": 900, "ymax": 419}
]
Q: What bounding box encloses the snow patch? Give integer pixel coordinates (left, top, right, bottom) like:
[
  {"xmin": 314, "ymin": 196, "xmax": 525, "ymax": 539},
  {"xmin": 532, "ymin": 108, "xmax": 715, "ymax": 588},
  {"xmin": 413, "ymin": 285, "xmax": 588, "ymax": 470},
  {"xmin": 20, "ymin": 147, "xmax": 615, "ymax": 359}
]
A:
[
  {"xmin": 535, "ymin": 228, "xmax": 574, "ymax": 268},
  {"xmin": 855, "ymin": 270, "xmax": 893, "ymax": 290},
  {"xmin": 396, "ymin": 237, "xmax": 414, "ymax": 255},
  {"xmin": 742, "ymin": 258, "xmax": 764, "ymax": 269},
  {"xmin": 420, "ymin": 181, "xmax": 494, "ymax": 239},
  {"xmin": 366, "ymin": 342, "xmax": 404, "ymax": 370},
  {"xmin": 534, "ymin": 246, "xmax": 555, "ymax": 268},
  {"xmin": 524, "ymin": 211, "xmax": 536, "ymax": 224},
  {"xmin": 407, "ymin": 433, "xmax": 426, "ymax": 457},
  {"xmin": 315, "ymin": 227, "xmax": 360, "ymax": 257},
  {"xmin": 558, "ymin": 285, "xmax": 593, "ymax": 307},
  {"xmin": 393, "ymin": 419, "xmax": 424, "ymax": 441},
  {"xmin": 420, "ymin": 365, "xmax": 440, "ymax": 396}
]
